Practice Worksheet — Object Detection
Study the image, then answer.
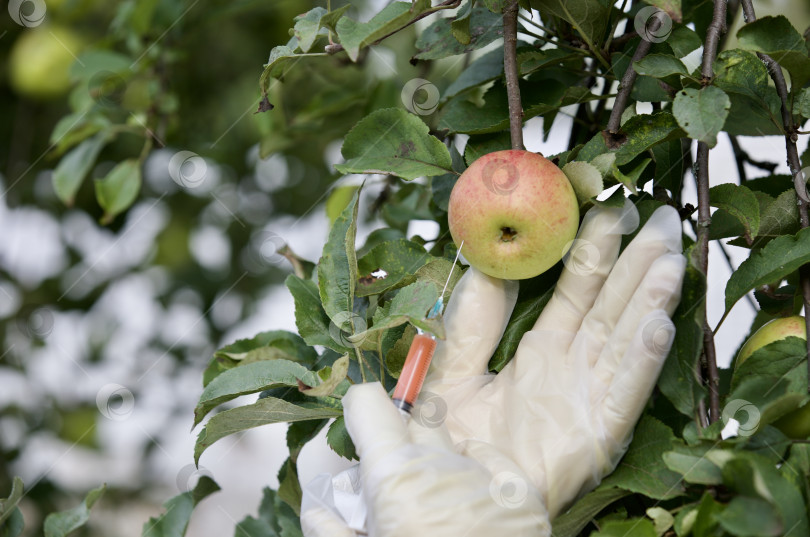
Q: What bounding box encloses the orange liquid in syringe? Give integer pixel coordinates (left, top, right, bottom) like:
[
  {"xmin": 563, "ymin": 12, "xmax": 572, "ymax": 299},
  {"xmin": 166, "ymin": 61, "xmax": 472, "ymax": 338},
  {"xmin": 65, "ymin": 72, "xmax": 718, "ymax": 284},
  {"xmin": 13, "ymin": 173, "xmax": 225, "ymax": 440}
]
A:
[{"xmin": 392, "ymin": 333, "xmax": 438, "ymax": 412}]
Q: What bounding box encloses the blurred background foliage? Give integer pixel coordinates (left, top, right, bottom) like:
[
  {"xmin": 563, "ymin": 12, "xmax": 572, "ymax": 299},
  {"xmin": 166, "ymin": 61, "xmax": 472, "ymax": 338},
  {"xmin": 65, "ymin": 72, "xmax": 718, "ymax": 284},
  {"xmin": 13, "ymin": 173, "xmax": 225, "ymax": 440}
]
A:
[{"xmin": 0, "ymin": 0, "xmax": 454, "ymax": 534}]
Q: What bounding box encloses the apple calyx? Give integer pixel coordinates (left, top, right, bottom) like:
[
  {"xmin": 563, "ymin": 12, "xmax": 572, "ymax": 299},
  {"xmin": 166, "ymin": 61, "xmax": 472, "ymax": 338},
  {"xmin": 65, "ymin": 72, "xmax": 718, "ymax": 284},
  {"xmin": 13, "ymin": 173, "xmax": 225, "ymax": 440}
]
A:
[{"xmin": 500, "ymin": 227, "xmax": 517, "ymax": 242}]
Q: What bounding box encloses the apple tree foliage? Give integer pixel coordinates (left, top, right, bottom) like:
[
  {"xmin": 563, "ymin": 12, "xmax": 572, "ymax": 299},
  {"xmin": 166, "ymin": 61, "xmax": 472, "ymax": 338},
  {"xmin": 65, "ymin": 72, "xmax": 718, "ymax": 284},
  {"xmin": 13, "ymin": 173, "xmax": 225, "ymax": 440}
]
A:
[{"xmin": 7, "ymin": 0, "xmax": 810, "ymax": 536}]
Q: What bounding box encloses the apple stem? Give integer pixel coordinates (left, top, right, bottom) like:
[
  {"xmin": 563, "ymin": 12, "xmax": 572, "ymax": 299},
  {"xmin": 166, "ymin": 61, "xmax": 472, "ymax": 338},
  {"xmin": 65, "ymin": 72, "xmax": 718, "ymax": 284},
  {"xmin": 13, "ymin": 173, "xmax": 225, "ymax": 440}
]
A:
[
  {"xmin": 739, "ymin": 0, "xmax": 810, "ymax": 395},
  {"xmin": 502, "ymin": 0, "xmax": 524, "ymax": 151}
]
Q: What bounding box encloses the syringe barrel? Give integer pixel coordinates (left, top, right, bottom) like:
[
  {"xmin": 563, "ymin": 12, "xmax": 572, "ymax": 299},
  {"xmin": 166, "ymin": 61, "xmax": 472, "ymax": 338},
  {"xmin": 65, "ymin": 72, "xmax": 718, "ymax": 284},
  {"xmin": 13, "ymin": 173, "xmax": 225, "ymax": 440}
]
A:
[{"xmin": 391, "ymin": 333, "xmax": 438, "ymax": 413}]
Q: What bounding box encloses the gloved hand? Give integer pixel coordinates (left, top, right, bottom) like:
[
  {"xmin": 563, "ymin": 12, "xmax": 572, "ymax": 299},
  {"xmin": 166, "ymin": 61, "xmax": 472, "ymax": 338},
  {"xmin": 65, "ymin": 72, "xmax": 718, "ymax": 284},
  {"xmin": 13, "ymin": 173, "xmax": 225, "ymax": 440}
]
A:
[
  {"xmin": 301, "ymin": 200, "xmax": 685, "ymax": 533},
  {"xmin": 422, "ymin": 200, "xmax": 685, "ymax": 518},
  {"xmin": 301, "ymin": 382, "xmax": 551, "ymax": 537}
]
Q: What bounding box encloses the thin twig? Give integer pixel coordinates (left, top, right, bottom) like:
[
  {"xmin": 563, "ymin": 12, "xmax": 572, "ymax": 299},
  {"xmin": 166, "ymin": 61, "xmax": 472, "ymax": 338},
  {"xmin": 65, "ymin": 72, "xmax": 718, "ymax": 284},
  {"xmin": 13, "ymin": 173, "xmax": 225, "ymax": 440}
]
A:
[
  {"xmin": 605, "ymin": 16, "xmax": 662, "ymax": 134},
  {"xmin": 503, "ymin": 0, "xmax": 524, "ymax": 151},
  {"xmin": 695, "ymin": 0, "xmax": 728, "ymax": 425},
  {"xmin": 740, "ymin": 0, "xmax": 810, "ymax": 394},
  {"xmin": 727, "ymin": 134, "xmax": 778, "ymax": 181}
]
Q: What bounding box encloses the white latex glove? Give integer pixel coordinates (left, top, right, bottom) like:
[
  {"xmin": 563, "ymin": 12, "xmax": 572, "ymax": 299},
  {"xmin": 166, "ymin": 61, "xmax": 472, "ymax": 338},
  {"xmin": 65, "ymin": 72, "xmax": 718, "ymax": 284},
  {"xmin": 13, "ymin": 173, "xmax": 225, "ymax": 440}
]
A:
[
  {"xmin": 301, "ymin": 200, "xmax": 686, "ymax": 534},
  {"xmin": 301, "ymin": 382, "xmax": 551, "ymax": 537},
  {"xmin": 424, "ymin": 200, "xmax": 685, "ymax": 518}
]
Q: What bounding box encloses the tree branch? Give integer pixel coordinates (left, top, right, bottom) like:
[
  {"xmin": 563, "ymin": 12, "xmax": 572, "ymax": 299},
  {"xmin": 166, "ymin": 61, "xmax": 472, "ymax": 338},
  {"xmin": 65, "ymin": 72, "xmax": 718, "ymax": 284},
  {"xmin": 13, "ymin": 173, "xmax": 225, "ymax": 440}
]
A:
[
  {"xmin": 740, "ymin": 0, "xmax": 810, "ymax": 394},
  {"xmin": 727, "ymin": 134, "xmax": 778, "ymax": 181},
  {"xmin": 503, "ymin": 0, "xmax": 524, "ymax": 151},
  {"xmin": 605, "ymin": 15, "xmax": 662, "ymax": 134},
  {"xmin": 695, "ymin": 0, "xmax": 728, "ymax": 425}
]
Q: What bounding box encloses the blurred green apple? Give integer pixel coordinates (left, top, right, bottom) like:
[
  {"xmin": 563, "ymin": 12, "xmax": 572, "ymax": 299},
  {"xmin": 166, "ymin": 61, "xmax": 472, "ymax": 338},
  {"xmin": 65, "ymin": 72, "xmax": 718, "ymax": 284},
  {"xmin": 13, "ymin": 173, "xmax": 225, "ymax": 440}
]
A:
[
  {"xmin": 736, "ymin": 315, "xmax": 810, "ymax": 439},
  {"xmin": 447, "ymin": 150, "xmax": 579, "ymax": 280},
  {"xmin": 9, "ymin": 25, "xmax": 85, "ymax": 99}
]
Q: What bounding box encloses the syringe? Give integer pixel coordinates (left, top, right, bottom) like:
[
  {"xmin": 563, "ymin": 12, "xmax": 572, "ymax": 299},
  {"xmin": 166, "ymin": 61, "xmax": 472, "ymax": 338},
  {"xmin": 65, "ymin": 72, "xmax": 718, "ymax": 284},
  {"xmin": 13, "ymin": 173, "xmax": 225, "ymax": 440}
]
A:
[{"xmin": 391, "ymin": 242, "xmax": 463, "ymax": 416}]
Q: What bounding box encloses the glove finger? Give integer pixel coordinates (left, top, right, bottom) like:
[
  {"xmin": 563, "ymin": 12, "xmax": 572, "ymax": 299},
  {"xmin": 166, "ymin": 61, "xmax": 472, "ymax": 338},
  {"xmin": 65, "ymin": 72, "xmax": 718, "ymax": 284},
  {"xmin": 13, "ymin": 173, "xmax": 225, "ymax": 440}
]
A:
[
  {"xmin": 426, "ymin": 267, "xmax": 518, "ymax": 385},
  {"xmin": 600, "ymin": 310, "xmax": 675, "ymax": 440},
  {"xmin": 301, "ymin": 506, "xmax": 357, "ymax": 537},
  {"xmin": 591, "ymin": 252, "xmax": 685, "ymax": 388},
  {"xmin": 343, "ymin": 383, "xmax": 409, "ymax": 467},
  {"xmin": 529, "ymin": 200, "xmax": 639, "ymax": 340},
  {"xmin": 572, "ymin": 205, "xmax": 683, "ymax": 369}
]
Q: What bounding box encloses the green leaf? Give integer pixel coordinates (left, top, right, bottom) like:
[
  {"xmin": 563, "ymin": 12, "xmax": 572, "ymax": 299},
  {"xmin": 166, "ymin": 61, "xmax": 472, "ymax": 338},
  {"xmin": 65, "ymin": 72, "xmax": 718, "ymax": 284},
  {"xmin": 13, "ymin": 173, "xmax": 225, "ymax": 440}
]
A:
[
  {"xmin": 414, "ymin": 7, "xmax": 503, "ymax": 60},
  {"xmin": 489, "ymin": 268, "xmax": 559, "ymax": 372},
  {"xmin": 195, "ymin": 398, "xmax": 342, "ymax": 464},
  {"xmin": 633, "ymin": 54, "xmax": 690, "ymax": 78},
  {"xmin": 662, "ymin": 446, "xmax": 723, "ymax": 485},
  {"xmin": 259, "ymin": 46, "xmax": 323, "ymax": 89},
  {"xmin": 463, "ymin": 132, "xmax": 513, "ymax": 165},
  {"xmin": 550, "ymin": 487, "xmax": 629, "ymax": 537},
  {"xmin": 293, "ymin": 8, "xmax": 328, "ymax": 53},
  {"xmin": 94, "ymin": 159, "xmax": 141, "ymax": 224},
  {"xmin": 335, "ymin": 109, "xmax": 453, "ymax": 179},
  {"xmin": 351, "ymin": 280, "xmax": 440, "ymax": 342},
  {"xmin": 666, "ymin": 25, "xmax": 701, "ymax": 57},
  {"xmin": 531, "ymin": 0, "xmax": 608, "ymax": 55},
  {"xmin": 692, "ymin": 492, "xmax": 724, "ymax": 537},
  {"xmin": 277, "ymin": 458, "xmax": 302, "ymax": 515},
  {"xmin": 716, "ymin": 496, "xmax": 783, "ymax": 537},
  {"xmin": 725, "ymin": 227, "xmax": 810, "ymax": 316},
  {"xmin": 356, "ymin": 239, "xmax": 432, "ymax": 296},
  {"xmin": 194, "ymin": 360, "xmax": 320, "ymax": 427},
  {"xmin": 722, "ymin": 452, "xmax": 810, "ymax": 536},
  {"xmin": 589, "ymin": 518, "xmax": 657, "ymax": 537},
  {"xmin": 49, "ymin": 112, "xmax": 111, "ymax": 157},
  {"xmin": 611, "ymin": 158, "xmax": 650, "ymax": 195},
  {"xmin": 211, "ymin": 331, "xmax": 317, "ymax": 369},
  {"xmin": 142, "ymin": 476, "xmax": 220, "ymax": 537},
  {"xmin": 326, "ymin": 416, "xmax": 358, "ymax": 460},
  {"xmin": 0, "ymin": 509, "xmax": 23, "ymax": 537},
  {"xmin": 53, "ymin": 133, "xmax": 110, "ymax": 206},
  {"xmin": 798, "ymin": 87, "xmax": 810, "ymax": 118},
  {"xmin": 518, "ymin": 48, "xmax": 577, "ymax": 76},
  {"xmin": 601, "ymin": 416, "xmax": 685, "ymax": 499},
  {"xmin": 44, "ymin": 484, "xmax": 106, "ymax": 537},
  {"xmin": 673, "ymin": 87, "xmax": 730, "ymax": 148},
  {"xmin": 337, "ymin": 0, "xmax": 431, "ymax": 61},
  {"xmin": 443, "ymin": 48, "xmax": 503, "ymax": 99},
  {"xmin": 562, "ymin": 161, "xmax": 603, "ymax": 205},
  {"xmin": 286, "ymin": 275, "xmax": 345, "ymax": 353},
  {"xmin": 646, "ymin": 506, "xmax": 674, "ymax": 537},
  {"xmin": 614, "ymin": 112, "xmax": 682, "ymax": 166},
  {"xmin": 714, "ymin": 49, "xmax": 773, "ymax": 103},
  {"xmin": 301, "ymin": 355, "xmax": 349, "ymax": 397},
  {"xmin": 741, "ymin": 189, "xmax": 800, "ymax": 248},
  {"xmin": 0, "ymin": 477, "xmax": 24, "ymax": 526},
  {"xmin": 658, "ymin": 253, "xmax": 706, "ymax": 417},
  {"xmin": 737, "ymin": 16, "xmax": 810, "ymax": 90},
  {"xmin": 318, "ymin": 187, "xmax": 359, "ymax": 321},
  {"xmin": 326, "ymin": 186, "xmax": 359, "ymax": 224},
  {"xmin": 709, "ymin": 183, "xmax": 760, "ymax": 241},
  {"xmin": 70, "ymin": 49, "xmax": 132, "ymax": 81},
  {"xmin": 651, "ymin": 138, "xmax": 684, "ymax": 193},
  {"xmin": 731, "ymin": 337, "xmax": 807, "ymax": 392}
]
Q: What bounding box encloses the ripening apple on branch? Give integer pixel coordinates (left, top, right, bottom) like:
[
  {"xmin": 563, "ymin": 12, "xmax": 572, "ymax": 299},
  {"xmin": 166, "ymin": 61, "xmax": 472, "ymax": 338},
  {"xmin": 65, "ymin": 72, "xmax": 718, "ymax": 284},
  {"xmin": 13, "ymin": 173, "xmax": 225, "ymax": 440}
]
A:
[{"xmin": 447, "ymin": 150, "xmax": 580, "ymax": 280}]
